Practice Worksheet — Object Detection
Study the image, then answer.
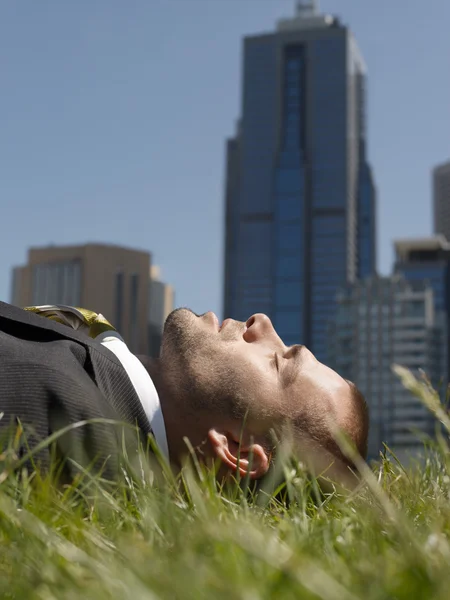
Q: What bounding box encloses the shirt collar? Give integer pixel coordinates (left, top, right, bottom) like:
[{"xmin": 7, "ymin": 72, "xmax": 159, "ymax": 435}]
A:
[{"xmin": 97, "ymin": 331, "xmax": 169, "ymax": 461}]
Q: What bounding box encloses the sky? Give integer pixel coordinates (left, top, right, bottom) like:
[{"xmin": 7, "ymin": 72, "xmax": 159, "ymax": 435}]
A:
[{"xmin": 1, "ymin": 0, "xmax": 449, "ymax": 318}]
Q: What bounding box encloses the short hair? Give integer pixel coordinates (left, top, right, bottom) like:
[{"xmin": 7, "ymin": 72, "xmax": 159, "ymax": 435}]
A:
[
  {"xmin": 261, "ymin": 383, "xmax": 369, "ymax": 495},
  {"xmin": 263, "ymin": 381, "xmax": 369, "ymax": 482},
  {"xmin": 346, "ymin": 381, "xmax": 369, "ymax": 460}
]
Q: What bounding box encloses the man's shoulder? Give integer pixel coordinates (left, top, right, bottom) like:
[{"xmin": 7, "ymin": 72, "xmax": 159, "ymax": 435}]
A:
[
  {"xmin": 0, "ymin": 301, "xmax": 123, "ymax": 368},
  {"xmin": 0, "ymin": 302, "xmax": 151, "ymax": 431}
]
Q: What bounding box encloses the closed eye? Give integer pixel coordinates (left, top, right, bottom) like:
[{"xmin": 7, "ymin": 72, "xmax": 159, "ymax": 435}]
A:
[{"xmin": 273, "ymin": 352, "xmax": 280, "ymax": 371}]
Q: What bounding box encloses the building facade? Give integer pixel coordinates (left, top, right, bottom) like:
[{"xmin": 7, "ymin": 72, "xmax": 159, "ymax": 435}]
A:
[
  {"xmin": 328, "ymin": 275, "xmax": 443, "ymax": 461},
  {"xmin": 433, "ymin": 161, "xmax": 450, "ymax": 241},
  {"xmin": 11, "ymin": 243, "xmax": 153, "ymax": 355},
  {"xmin": 394, "ymin": 236, "xmax": 450, "ymax": 382},
  {"xmin": 223, "ymin": 0, "xmax": 376, "ymax": 360}
]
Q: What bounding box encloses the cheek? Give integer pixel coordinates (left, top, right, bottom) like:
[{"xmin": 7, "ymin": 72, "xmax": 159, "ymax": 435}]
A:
[
  {"xmin": 196, "ymin": 349, "xmax": 250, "ymax": 397},
  {"xmin": 233, "ymin": 356, "xmax": 282, "ymax": 412},
  {"xmin": 186, "ymin": 343, "xmax": 277, "ymax": 400}
]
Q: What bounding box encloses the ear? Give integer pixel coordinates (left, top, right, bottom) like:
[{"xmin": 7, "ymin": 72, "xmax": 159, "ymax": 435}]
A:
[{"xmin": 207, "ymin": 429, "xmax": 270, "ymax": 479}]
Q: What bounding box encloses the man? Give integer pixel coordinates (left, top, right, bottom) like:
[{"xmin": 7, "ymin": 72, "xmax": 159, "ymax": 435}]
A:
[{"xmin": 0, "ymin": 301, "xmax": 368, "ymax": 487}]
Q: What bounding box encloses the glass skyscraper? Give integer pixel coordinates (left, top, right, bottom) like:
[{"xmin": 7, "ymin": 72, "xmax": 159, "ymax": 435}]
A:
[
  {"xmin": 223, "ymin": 1, "xmax": 376, "ymax": 360},
  {"xmin": 394, "ymin": 236, "xmax": 450, "ymax": 382},
  {"xmin": 328, "ymin": 275, "xmax": 442, "ymax": 461}
]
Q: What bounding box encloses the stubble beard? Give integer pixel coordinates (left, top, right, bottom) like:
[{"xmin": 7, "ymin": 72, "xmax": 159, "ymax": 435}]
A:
[
  {"xmin": 159, "ymin": 308, "xmax": 212, "ymax": 404},
  {"xmin": 161, "ymin": 308, "xmax": 199, "ymax": 360},
  {"xmin": 159, "ymin": 308, "xmax": 247, "ymax": 418}
]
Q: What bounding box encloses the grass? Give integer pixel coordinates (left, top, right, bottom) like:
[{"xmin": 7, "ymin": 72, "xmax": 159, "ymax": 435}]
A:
[{"xmin": 2, "ymin": 369, "xmax": 450, "ymax": 599}]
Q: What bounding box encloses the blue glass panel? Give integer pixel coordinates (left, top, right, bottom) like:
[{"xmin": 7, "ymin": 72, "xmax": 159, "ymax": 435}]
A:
[
  {"xmin": 275, "ymin": 169, "xmax": 303, "ymax": 194},
  {"xmin": 278, "ymin": 196, "xmax": 302, "ymax": 221},
  {"xmin": 238, "ymin": 221, "xmax": 272, "ymax": 278},
  {"xmin": 275, "ymin": 280, "xmax": 302, "ymax": 308},
  {"xmin": 241, "ymin": 37, "xmax": 278, "ymax": 213},
  {"xmin": 398, "ymin": 264, "xmax": 448, "ymax": 316},
  {"xmin": 277, "ymin": 223, "xmax": 302, "ymax": 252},
  {"xmin": 309, "ymin": 37, "xmax": 347, "ymax": 212},
  {"xmin": 282, "ymin": 336, "xmax": 302, "ymax": 346},
  {"xmin": 274, "ymin": 310, "xmax": 302, "ymax": 340},
  {"xmin": 357, "ymin": 161, "xmax": 375, "ymax": 278},
  {"xmin": 277, "ymin": 255, "xmax": 302, "ymax": 278},
  {"xmin": 239, "ymin": 301, "xmax": 272, "ymax": 319},
  {"xmin": 270, "ymin": 45, "xmax": 306, "ymax": 339}
]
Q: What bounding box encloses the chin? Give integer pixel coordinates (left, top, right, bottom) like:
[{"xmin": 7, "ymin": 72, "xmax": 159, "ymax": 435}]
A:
[
  {"xmin": 161, "ymin": 308, "xmax": 199, "ymax": 359},
  {"xmin": 164, "ymin": 307, "xmax": 196, "ymax": 331}
]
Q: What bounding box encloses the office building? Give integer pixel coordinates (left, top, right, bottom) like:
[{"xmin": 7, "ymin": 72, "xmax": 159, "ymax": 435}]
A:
[
  {"xmin": 328, "ymin": 275, "xmax": 443, "ymax": 460},
  {"xmin": 11, "ymin": 243, "xmax": 153, "ymax": 355},
  {"xmin": 223, "ymin": 0, "xmax": 376, "ymax": 360},
  {"xmin": 148, "ymin": 265, "xmax": 175, "ymax": 358},
  {"xmin": 394, "ymin": 236, "xmax": 450, "ymax": 381},
  {"xmin": 433, "ymin": 161, "xmax": 450, "ymax": 240}
]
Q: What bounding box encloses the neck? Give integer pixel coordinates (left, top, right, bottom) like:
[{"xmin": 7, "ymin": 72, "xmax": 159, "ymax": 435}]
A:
[
  {"xmin": 144, "ymin": 357, "xmax": 190, "ymax": 467},
  {"xmin": 140, "ymin": 356, "xmax": 214, "ymax": 468}
]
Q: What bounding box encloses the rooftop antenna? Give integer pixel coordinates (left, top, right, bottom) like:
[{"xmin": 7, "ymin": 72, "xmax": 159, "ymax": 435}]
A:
[{"xmin": 295, "ymin": 0, "xmax": 319, "ymax": 17}]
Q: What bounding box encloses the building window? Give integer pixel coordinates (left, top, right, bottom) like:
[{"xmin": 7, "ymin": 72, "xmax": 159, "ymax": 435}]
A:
[
  {"xmin": 115, "ymin": 271, "xmax": 124, "ymax": 333},
  {"xmin": 274, "ymin": 310, "xmax": 302, "ymax": 342},
  {"xmin": 11, "ymin": 268, "xmax": 19, "ymax": 306},
  {"xmin": 31, "ymin": 260, "xmax": 81, "ymax": 306},
  {"xmin": 129, "ymin": 273, "xmax": 139, "ymax": 352},
  {"xmin": 275, "ymin": 279, "xmax": 302, "ymax": 308}
]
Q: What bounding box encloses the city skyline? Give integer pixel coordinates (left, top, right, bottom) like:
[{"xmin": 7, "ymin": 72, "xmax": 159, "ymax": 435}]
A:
[{"xmin": 1, "ymin": 1, "xmax": 449, "ymax": 320}]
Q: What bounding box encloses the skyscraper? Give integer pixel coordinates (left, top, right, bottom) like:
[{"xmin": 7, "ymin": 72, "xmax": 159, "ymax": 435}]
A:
[
  {"xmin": 328, "ymin": 275, "xmax": 442, "ymax": 460},
  {"xmin": 433, "ymin": 161, "xmax": 450, "ymax": 240},
  {"xmin": 223, "ymin": 0, "xmax": 376, "ymax": 360},
  {"xmin": 394, "ymin": 236, "xmax": 450, "ymax": 382}
]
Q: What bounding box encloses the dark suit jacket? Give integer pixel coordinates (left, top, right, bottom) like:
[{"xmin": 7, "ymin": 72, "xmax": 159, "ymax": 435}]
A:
[{"xmin": 0, "ymin": 301, "xmax": 152, "ymax": 480}]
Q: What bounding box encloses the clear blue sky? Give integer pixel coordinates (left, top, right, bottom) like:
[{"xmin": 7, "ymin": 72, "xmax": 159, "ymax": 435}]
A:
[{"xmin": 1, "ymin": 0, "xmax": 449, "ymax": 318}]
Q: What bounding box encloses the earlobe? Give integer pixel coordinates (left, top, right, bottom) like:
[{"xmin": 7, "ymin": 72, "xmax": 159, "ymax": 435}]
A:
[{"xmin": 207, "ymin": 429, "xmax": 270, "ymax": 479}]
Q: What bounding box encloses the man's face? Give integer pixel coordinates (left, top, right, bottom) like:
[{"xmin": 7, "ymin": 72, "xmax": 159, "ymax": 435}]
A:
[{"xmin": 159, "ymin": 308, "xmax": 352, "ymax": 438}]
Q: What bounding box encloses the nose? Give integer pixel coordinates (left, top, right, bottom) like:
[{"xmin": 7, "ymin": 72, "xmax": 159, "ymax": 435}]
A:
[{"xmin": 244, "ymin": 313, "xmax": 277, "ymax": 342}]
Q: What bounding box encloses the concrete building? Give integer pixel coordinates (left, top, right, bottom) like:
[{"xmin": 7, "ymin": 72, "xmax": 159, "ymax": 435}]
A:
[
  {"xmin": 148, "ymin": 265, "xmax": 175, "ymax": 358},
  {"xmin": 223, "ymin": 0, "xmax": 376, "ymax": 361},
  {"xmin": 394, "ymin": 236, "xmax": 450, "ymax": 382},
  {"xmin": 433, "ymin": 161, "xmax": 450, "ymax": 240},
  {"xmin": 328, "ymin": 275, "xmax": 443, "ymax": 461},
  {"xmin": 11, "ymin": 243, "xmax": 153, "ymax": 355}
]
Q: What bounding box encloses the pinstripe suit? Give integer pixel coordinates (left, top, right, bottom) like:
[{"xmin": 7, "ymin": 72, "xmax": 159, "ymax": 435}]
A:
[{"xmin": 0, "ymin": 301, "xmax": 152, "ymax": 480}]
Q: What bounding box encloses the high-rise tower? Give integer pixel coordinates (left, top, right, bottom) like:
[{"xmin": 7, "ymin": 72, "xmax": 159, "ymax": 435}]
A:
[{"xmin": 223, "ymin": 3, "xmax": 376, "ymax": 359}]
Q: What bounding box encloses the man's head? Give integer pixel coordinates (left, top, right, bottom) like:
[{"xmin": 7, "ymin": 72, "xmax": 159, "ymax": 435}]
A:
[{"xmin": 150, "ymin": 308, "xmax": 368, "ymax": 486}]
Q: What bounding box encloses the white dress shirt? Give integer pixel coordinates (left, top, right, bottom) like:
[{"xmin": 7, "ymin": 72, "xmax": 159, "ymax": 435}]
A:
[{"xmin": 97, "ymin": 331, "xmax": 169, "ymax": 461}]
